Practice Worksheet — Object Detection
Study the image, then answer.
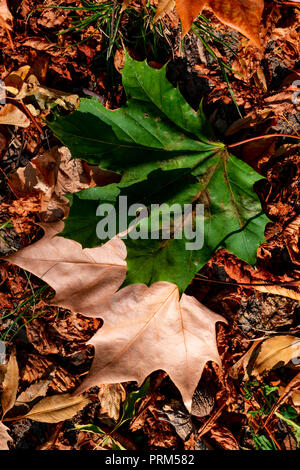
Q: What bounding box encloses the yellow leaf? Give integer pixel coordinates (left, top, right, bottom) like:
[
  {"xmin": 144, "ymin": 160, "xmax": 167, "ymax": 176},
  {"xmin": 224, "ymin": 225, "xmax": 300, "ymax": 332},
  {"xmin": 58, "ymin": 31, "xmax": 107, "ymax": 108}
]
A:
[
  {"xmin": 1, "ymin": 348, "xmax": 19, "ymax": 418},
  {"xmin": 0, "ymin": 104, "xmax": 30, "ymax": 128},
  {"xmin": 23, "ymin": 393, "xmax": 90, "ymax": 423},
  {"xmin": 247, "ymin": 335, "xmax": 300, "ymax": 378}
]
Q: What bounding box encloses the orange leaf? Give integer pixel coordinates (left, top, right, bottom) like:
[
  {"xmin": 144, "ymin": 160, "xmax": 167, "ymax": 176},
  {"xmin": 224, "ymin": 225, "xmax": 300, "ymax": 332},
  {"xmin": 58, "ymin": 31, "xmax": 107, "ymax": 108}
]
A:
[{"xmin": 176, "ymin": 0, "xmax": 264, "ymax": 46}]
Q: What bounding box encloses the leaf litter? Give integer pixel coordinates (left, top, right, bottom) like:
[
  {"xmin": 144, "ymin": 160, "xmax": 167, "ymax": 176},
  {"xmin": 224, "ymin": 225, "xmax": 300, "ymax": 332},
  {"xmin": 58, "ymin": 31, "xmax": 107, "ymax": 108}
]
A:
[{"xmin": 0, "ymin": 0, "xmax": 299, "ymax": 452}]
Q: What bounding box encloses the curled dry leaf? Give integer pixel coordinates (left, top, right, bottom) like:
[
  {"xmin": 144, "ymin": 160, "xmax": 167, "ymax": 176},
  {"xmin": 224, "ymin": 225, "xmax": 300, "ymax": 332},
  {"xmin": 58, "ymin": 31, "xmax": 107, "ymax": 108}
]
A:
[
  {"xmin": 4, "ymin": 66, "xmax": 79, "ymax": 113},
  {"xmin": 98, "ymin": 383, "xmax": 126, "ymax": 421},
  {"xmin": 6, "ymin": 221, "xmax": 127, "ymax": 315},
  {"xmin": 246, "ymin": 335, "xmax": 300, "ymax": 378},
  {"xmin": 0, "ymin": 104, "xmax": 30, "ymax": 128},
  {"xmin": 23, "ymin": 393, "xmax": 90, "ymax": 423},
  {"xmin": 0, "ymin": 422, "xmax": 12, "ymax": 450},
  {"xmin": 223, "ymin": 255, "xmax": 300, "ymax": 301},
  {"xmin": 209, "ymin": 424, "xmax": 239, "ymax": 450},
  {"xmin": 8, "ymin": 146, "xmax": 119, "ymax": 221},
  {"xmin": 1, "ymin": 349, "xmax": 19, "ymax": 418},
  {"xmin": 76, "ymin": 281, "xmax": 226, "ymax": 411}
]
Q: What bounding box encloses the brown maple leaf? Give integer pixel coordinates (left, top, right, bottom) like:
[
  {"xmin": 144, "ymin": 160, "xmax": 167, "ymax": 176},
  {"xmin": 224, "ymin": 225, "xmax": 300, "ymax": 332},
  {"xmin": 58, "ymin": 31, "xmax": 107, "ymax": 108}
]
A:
[
  {"xmin": 5, "ymin": 222, "xmax": 127, "ymax": 315},
  {"xmin": 76, "ymin": 281, "xmax": 226, "ymax": 411},
  {"xmin": 175, "ymin": 0, "xmax": 264, "ymax": 46},
  {"xmin": 123, "ymin": 0, "xmax": 264, "ymax": 46}
]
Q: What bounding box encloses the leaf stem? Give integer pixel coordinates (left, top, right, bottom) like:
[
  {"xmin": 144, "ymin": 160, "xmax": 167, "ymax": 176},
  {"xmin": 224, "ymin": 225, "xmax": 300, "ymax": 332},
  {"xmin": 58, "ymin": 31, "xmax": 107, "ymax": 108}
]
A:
[{"xmin": 228, "ymin": 134, "xmax": 300, "ymax": 148}]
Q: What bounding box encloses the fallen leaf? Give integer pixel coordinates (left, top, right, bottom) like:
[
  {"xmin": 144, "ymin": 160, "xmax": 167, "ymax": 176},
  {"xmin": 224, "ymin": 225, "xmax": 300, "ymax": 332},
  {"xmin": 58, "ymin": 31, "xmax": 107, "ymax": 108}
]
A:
[
  {"xmin": 154, "ymin": 0, "xmax": 176, "ymax": 21},
  {"xmin": 209, "ymin": 424, "xmax": 239, "ymax": 450},
  {"xmin": 8, "ymin": 146, "xmax": 119, "ymax": 221},
  {"xmin": 0, "ymin": 422, "xmax": 12, "ymax": 450},
  {"xmin": 76, "ymin": 281, "xmax": 226, "ymax": 411},
  {"xmin": 0, "ymin": 0, "xmax": 12, "ymax": 29},
  {"xmin": 16, "ymin": 380, "xmax": 52, "ymax": 404},
  {"xmin": 6, "ymin": 222, "xmax": 127, "ymax": 315},
  {"xmin": 1, "ymin": 349, "xmax": 19, "ymax": 417},
  {"xmin": 246, "ymin": 335, "xmax": 300, "ymax": 378},
  {"xmin": 51, "ymin": 54, "xmax": 269, "ymax": 292},
  {"xmin": 0, "ymin": 104, "xmax": 30, "ymax": 128},
  {"xmin": 291, "ymin": 390, "xmax": 300, "ymax": 407},
  {"xmin": 223, "ymin": 255, "xmax": 300, "ymax": 301},
  {"xmin": 23, "ymin": 393, "xmax": 90, "ymax": 423},
  {"xmin": 195, "ymin": 0, "xmax": 264, "ymax": 47},
  {"xmin": 98, "ymin": 383, "xmax": 126, "ymax": 421},
  {"xmin": 4, "ymin": 66, "xmax": 79, "ymax": 113},
  {"xmin": 124, "ymin": 0, "xmax": 264, "ymax": 45},
  {"xmin": 162, "ymin": 399, "xmax": 194, "ymax": 440}
]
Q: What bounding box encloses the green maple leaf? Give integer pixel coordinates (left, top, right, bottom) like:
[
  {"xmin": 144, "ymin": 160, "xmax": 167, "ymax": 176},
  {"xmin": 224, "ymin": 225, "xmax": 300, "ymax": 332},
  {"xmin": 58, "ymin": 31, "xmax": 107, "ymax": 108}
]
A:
[{"xmin": 49, "ymin": 53, "xmax": 269, "ymax": 293}]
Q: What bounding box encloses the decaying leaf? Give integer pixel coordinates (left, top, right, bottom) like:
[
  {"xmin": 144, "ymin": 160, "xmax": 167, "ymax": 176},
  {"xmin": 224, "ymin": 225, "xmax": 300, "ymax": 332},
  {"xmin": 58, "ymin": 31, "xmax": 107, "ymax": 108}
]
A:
[
  {"xmin": 98, "ymin": 383, "xmax": 126, "ymax": 421},
  {"xmin": 246, "ymin": 335, "xmax": 300, "ymax": 378},
  {"xmin": 4, "ymin": 66, "xmax": 79, "ymax": 113},
  {"xmin": 8, "ymin": 146, "xmax": 119, "ymax": 221},
  {"xmin": 209, "ymin": 424, "xmax": 239, "ymax": 450},
  {"xmin": 223, "ymin": 255, "xmax": 300, "ymax": 301},
  {"xmin": 6, "ymin": 222, "xmax": 127, "ymax": 315},
  {"xmin": 0, "ymin": 422, "xmax": 12, "ymax": 450},
  {"xmin": 76, "ymin": 282, "xmax": 226, "ymax": 411},
  {"xmin": 0, "ymin": 104, "xmax": 30, "ymax": 128},
  {"xmin": 1, "ymin": 349, "xmax": 19, "ymax": 418},
  {"xmin": 16, "ymin": 379, "xmax": 52, "ymax": 404},
  {"xmin": 23, "ymin": 393, "xmax": 90, "ymax": 423}
]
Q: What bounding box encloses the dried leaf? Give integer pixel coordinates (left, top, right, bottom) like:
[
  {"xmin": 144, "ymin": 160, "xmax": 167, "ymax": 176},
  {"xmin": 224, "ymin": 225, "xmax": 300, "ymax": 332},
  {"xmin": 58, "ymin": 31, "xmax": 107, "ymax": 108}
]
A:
[
  {"xmin": 247, "ymin": 335, "xmax": 300, "ymax": 378},
  {"xmin": 0, "ymin": 104, "xmax": 30, "ymax": 128},
  {"xmin": 150, "ymin": 0, "xmax": 264, "ymax": 45},
  {"xmin": 1, "ymin": 349, "xmax": 19, "ymax": 417},
  {"xmin": 223, "ymin": 256, "xmax": 300, "ymax": 301},
  {"xmin": 291, "ymin": 390, "xmax": 300, "ymax": 407},
  {"xmin": 23, "ymin": 393, "xmax": 90, "ymax": 423},
  {"xmin": 154, "ymin": 0, "xmax": 175, "ymax": 21},
  {"xmin": 16, "ymin": 380, "xmax": 51, "ymax": 404},
  {"xmin": 6, "ymin": 222, "xmax": 127, "ymax": 315},
  {"xmin": 8, "ymin": 146, "xmax": 119, "ymax": 222},
  {"xmin": 77, "ymin": 282, "xmax": 226, "ymax": 411},
  {"xmin": 98, "ymin": 383, "xmax": 126, "ymax": 421},
  {"xmin": 209, "ymin": 424, "xmax": 239, "ymax": 450},
  {"xmin": 0, "ymin": 422, "xmax": 12, "ymax": 450},
  {"xmin": 0, "ymin": 0, "xmax": 12, "ymax": 29}
]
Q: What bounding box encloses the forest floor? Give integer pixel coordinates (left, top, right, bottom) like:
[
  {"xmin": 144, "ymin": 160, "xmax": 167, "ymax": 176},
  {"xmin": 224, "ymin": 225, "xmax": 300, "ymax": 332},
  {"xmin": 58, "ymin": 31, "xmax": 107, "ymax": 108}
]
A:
[{"xmin": 0, "ymin": 0, "xmax": 299, "ymax": 451}]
